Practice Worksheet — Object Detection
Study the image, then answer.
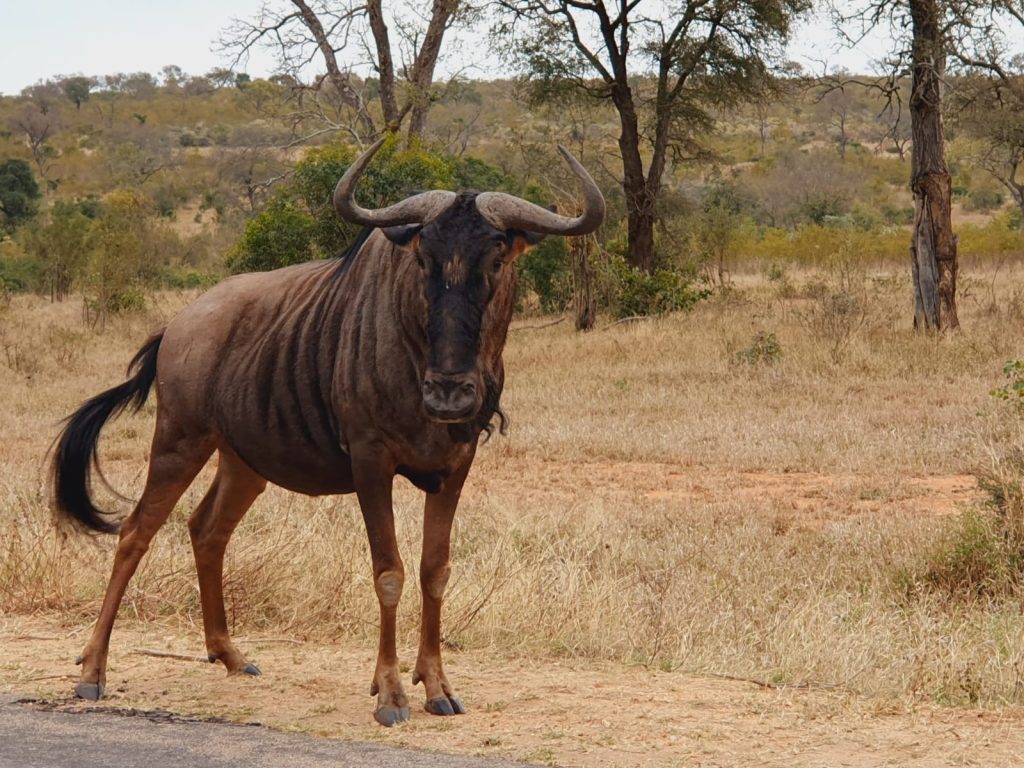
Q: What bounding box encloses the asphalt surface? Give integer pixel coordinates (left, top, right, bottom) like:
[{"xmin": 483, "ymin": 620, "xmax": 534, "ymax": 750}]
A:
[{"xmin": 0, "ymin": 696, "xmax": 529, "ymax": 768}]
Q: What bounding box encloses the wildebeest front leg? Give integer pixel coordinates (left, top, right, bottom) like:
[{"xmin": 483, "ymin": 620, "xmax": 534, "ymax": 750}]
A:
[
  {"xmin": 413, "ymin": 460, "xmax": 470, "ymax": 716},
  {"xmin": 353, "ymin": 458, "xmax": 408, "ymax": 726}
]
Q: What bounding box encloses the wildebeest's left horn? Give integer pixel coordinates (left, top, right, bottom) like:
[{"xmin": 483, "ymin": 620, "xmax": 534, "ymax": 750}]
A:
[
  {"xmin": 334, "ymin": 138, "xmax": 456, "ymax": 226},
  {"xmin": 474, "ymin": 146, "xmax": 605, "ymax": 236}
]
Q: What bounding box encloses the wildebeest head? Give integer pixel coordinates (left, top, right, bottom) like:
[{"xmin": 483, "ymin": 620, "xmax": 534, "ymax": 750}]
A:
[{"xmin": 334, "ymin": 139, "xmax": 605, "ymax": 423}]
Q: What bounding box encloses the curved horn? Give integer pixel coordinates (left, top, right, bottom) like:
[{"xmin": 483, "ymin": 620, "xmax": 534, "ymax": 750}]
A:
[
  {"xmin": 333, "ymin": 138, "xmax": 456, "ymax": 227},
  {"xmin": 474, "ymin": 146, "xmax": 605, "ymax": 236}
]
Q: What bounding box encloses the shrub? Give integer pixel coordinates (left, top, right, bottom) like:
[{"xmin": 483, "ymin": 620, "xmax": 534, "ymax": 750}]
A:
[
  {"xmin": 230, "ymin": 137, "xmax": 465, "ymax": 273},
  {"xmin": 611, "ymin": 259, "xmax": 710, "ymax": 319},
  {"xmin": 517, "ymin": 237, "xmax": 571, "ymax": 312},
  {"xmin": 734, "ymin": 331, "xmax": 783, "ymax": 366}
]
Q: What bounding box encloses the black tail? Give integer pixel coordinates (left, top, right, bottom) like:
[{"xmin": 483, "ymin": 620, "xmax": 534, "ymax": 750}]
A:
[{"xmin": 51, "ymin": 330, "xmax": 164, "ymax": 534}]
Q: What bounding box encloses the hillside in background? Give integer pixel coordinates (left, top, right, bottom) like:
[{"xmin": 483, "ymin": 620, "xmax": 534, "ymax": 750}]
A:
[{"xmin": 1, "ymin": 70, "xmax": 1021, "ymax": 310}]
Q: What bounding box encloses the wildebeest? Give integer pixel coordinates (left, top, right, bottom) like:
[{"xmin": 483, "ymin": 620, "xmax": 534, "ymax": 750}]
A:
[{"xmin": 50, "ymin": 139, "xmax": 604, "ymax": 726}]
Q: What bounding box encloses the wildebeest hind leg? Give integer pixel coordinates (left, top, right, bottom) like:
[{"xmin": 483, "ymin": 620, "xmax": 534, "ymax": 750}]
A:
[
  {"xmin": 413, "ymin": 460, "xmax": 470, "ymax": 717},
  {"xmin": 75, "ymin": 423, "xmax": 214, "ymax": 700},
  {"xmin": 188, "ymin": 449, "xmax": 267, "ymax": 676}
]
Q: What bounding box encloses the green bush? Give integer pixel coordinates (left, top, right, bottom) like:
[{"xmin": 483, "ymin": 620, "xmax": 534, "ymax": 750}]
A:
[
  {"xmin": 611, "ymin": 259, "xmax": 710, "ymax": 319},
  {"xmin": 230, "ymin": 137, "xmax": 466, "ymax": 273},
  {"xmin": 734, "ymin": 331, "xmax": 783, "ymax": 366},
  {"xmin": 227, "ymin": 199, "xmax": 315, "ymax": 273},
  {"xmin": 0, "ymin": 251, "xmax": 43, "ymax": 293},
  {"xmin": 517, "ymin": 237, "xmax": 571, "ymax": 312}
]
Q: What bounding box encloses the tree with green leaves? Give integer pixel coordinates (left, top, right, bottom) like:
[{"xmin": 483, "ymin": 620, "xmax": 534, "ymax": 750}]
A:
[
  {"xmin": 0, "ymin": 159, "xmax": 42, "ymax": 233},
  {"xmin": 61, "ymin": 76, "xmax": 94, "ymax": 110},
  {"xmin": 494, "ymin": 0, "xmax": 810, "ymax": 272},
  {"xmin": 19, "ymin": 200, "xmax": 93, "ymax": 300}
]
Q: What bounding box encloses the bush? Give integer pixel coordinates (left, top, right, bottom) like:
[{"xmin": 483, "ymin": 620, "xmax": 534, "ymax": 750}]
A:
[
  {"xmin": 517, "ymin": 237, "xmax": 571, "ymax": 312},
  {"xmin": 610, "ymin": 258, "xmax": 709, "ymax": 319},
  {"xmin": 925, "ymin": 366, "xmax": 1024, "ymax": 600},
  {"xmin": 230, "ymin": 136, "xmax": 467, "ymax": 273},
  {"xmin": 227, "ymin": 199, "xmax": 315, "ymax": 273},
  {"xmin": 734, "ymin": 331, "xmax": 783, "ymax": 366}
]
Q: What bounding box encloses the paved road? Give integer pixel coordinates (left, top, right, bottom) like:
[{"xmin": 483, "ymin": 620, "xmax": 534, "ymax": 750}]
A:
[{"xmin": 0, "ymin": 696, "xmax": 528, "ymax": 768}]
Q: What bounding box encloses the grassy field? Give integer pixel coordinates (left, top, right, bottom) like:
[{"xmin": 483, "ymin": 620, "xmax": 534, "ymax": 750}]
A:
[{"xmin": 2, "ymin": 258, "xmax": 1024, "ymax": 718}]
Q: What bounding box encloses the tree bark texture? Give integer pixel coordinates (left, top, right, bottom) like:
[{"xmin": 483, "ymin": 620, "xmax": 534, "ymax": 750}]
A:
[
  {"xmin": 909, "ymin": 0, "xmax": 959, "ymax": 330},
  {"xmin": 570, "ymin": 235, "xmax": 596, "ymax": 331}
]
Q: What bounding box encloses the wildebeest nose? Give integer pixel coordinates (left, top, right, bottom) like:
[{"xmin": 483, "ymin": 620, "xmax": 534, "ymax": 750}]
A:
[{"xmin": 422, "ymin": 371, "xmax": 478, "ymax": 421}]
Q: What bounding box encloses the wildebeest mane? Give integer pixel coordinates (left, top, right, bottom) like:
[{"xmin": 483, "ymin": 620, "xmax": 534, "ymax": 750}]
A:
[{"xmin": 330, "ymin": 225, "xmax": 376, "ymax": 281}]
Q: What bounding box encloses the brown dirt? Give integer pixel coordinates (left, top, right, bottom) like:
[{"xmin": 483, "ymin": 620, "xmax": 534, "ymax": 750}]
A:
[{"xmin": 4, "ymin": 466, "xmax": 1019, "ymax": 767}]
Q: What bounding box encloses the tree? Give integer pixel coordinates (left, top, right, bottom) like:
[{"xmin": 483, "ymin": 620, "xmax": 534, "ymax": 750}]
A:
[
  {"xmin": 495, "ymin": 0, "xmax": 810, "ymax": 272},
  {"xmin": 8, "ymin": 104, "xmax": 60, "ymax": 182},
  {"xmin": 61, "ymin": 76, "xmax": 94, "ymax": 110},
  {"xmin": 20, "ymin": 200, "xmax": 93, "ymax": 300},
  {"xmin": 0, "ymin": 159, "xmax": 42, "ymax": 232},
  {"xmin": 834, "ymin": 1, "xmax": 1024, "ymax": 331},
  {"xmin": 220, "ymin": 0, "xmax": 462, "ymax": 142}
]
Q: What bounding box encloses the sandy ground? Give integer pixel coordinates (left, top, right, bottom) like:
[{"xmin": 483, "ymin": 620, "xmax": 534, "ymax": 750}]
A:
[
  {"xmin": 3, "ymin": 614, "xmax": 1024, "ymax": 768},
  {"xmin": 4, "ymin": 466, "xmax": 1022, "ymax": 767}
]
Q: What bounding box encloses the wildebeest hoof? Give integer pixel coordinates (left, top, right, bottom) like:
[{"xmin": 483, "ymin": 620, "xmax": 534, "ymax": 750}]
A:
[
  {"xmin": 243, "ymin": 662, "xmax": 261, "ymax": 676},
  {"xmin": 426, "ymin": 695, "xmax": 465, "ymax": 716},
  {"xmin": 373, "ymin": 705, "xmax": 411, "ymax": 727},
  {"xmin": 75, "ymin": 682, "xmax": 104, "ymax": 700}
]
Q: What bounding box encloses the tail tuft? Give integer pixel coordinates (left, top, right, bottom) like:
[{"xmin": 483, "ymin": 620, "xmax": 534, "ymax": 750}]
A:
[{"xmin": 51, "ymin": 331, "xmax": 163, "ymax": 534}]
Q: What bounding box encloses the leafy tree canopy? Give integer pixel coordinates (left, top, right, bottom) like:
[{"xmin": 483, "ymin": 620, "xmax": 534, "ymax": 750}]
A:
[{"xmin": 0, "ymin": 158, "xmax": 42, "ymax": 232}]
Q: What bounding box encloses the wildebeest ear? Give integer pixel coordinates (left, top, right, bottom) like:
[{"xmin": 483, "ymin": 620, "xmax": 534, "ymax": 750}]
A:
[
  {"xmin": 382, "ymin": 224, "xmax": 422, "ymax": 248},
  {"xmin": 507, "ymin": 203, "xmax": 554, "ymax": 255}
]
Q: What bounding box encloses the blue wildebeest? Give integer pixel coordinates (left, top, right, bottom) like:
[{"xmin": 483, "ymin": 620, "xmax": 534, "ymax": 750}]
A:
[{"xmin": 50, "ymin": 139, "xmax": 604, "ymax": 725}]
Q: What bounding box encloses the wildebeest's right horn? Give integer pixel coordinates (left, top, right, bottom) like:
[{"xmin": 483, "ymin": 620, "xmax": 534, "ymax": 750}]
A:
[
  {"xmin": 334, "ymin": 138, "xmax": 456, "ymax": 227},
  {"xmin": 474, "ymin": 146, "xmax": 605, "ymax": 236}
]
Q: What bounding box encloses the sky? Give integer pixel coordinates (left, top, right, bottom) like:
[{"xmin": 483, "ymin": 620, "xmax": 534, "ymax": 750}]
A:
[{"xmin": 0, "ymin": 1, "xmax": 892, "ymax": 97}]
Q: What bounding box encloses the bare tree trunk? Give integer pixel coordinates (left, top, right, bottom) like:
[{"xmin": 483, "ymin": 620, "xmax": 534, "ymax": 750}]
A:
[
  {"xmin": 367, "ymin": 0, "xmax": 400, "ymax": 130},
  {"xmin": 615, "ymin": 84, "xmax": 657, "ymax": 273},
  {"xmin": 570, "ymin": 236, "xmax": 596, "ymax": 331},
  {"xmin": 909, "ymin": 0, "xmax": 959, "ymax": 330},
  {"xmin": 291, "ymin": 0, "xmax": 377, "ymax": 139},
  {"xmin": 406, "ymin": 0, "xmax": 458, "ymax": 140}
]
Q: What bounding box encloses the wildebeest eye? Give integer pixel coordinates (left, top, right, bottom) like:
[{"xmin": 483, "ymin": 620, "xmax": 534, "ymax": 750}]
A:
[{"xmin": 492, "ymin": 259, "xmax": 504, "ymax": 273}]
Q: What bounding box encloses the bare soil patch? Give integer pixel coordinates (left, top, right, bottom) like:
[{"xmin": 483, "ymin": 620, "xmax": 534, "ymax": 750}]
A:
[{"xmin": 3, "ymin": 614, "xmax": 1023, "ymax": 768}]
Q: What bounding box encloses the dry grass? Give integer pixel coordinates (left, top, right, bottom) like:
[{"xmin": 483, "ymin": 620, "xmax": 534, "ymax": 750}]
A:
[{"xmin": 3, "ymin": 261, "xmax": 1024, "ymax": 709}]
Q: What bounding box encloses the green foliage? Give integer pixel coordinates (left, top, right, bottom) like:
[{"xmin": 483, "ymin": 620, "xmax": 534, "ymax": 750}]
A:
[
  {"xmin": 734, "ymin": 331, "xmax": 783, "ymax": 366},
  {"xmin": 924, "ymin": 508, "xmax": 1020, "ymax": 599},
  {"xmin": 81, "ymin": 190, "xmax": 164, "ymax": 322},
  {"xmin": 19, "ymin": 200, "xmax": 93, "ymax": 299},
  {"xmin": 61, "ymin": 76, "xmax": 93, "ymax": 110},
  {"xmin": 0, "ymin": 159, "xmax": 42, "ymax": 233},
  {"xmin": 609, "ymin": 257, "xmax": 710, "ymax": 319},
  {"xmin": 230, "ymin": 137, "xmax": 461, "ymax": 273},
  {"xmin": 517, "ymin": 237, "xmax": 571, "ymax": 312},
  {"xmin": 227, "ymin": 198, "xmax": 315, "ymax": 273},
  {"xmin": 0, "ymin": 250, "xmax": 43, "ymax": 293},
  {"xmin": 990, "ymin": 360, "xmax": 1024, "ymax": 409}
]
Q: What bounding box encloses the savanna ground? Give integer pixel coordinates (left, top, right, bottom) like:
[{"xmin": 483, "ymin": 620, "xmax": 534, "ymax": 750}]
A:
[{"xmin": 3, "ymin": 257, "xmax": 1024, "ymax": 766}]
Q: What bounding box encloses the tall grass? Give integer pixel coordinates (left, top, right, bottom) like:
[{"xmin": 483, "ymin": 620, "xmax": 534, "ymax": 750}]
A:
[{"xmin": 3, "ymin": 263, "xmax": 1024, "ymax": 706}]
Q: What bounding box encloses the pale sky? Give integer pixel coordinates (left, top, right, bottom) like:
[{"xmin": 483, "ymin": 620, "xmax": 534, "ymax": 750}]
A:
[{"xmin": 0, "ymin": 1, "xmax": 891, "ymax": 97}]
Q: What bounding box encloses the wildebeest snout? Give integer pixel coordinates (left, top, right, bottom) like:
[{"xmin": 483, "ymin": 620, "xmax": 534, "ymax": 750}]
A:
[{"xmin": 422, "ymin": 370, "xmax": 479, "ymax": 422}]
